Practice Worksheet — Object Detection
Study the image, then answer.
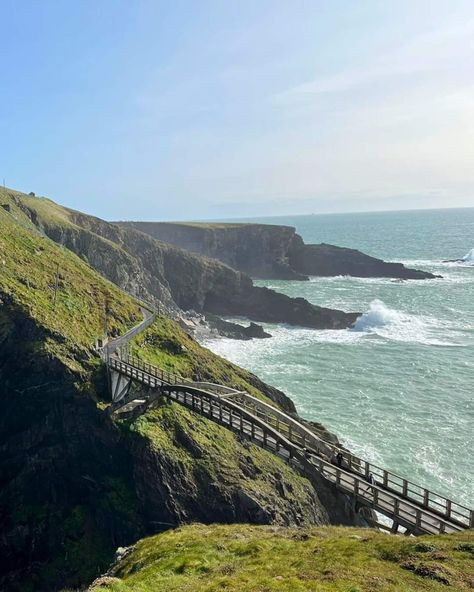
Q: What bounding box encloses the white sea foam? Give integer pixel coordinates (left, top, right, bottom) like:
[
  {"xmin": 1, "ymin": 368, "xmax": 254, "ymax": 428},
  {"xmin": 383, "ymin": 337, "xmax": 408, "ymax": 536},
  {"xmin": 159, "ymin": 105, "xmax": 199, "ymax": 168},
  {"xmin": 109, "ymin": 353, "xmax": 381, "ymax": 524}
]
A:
[
  {"xmin": 462, "ymin": 248, "xmax": 474, "ymax": 265},
  {"xmin": 397, "ymin": 252, "xmax": 474, "ymax": 269},
  {"xmin": 352, "ymin": 300, "xmax": 461, "ymax": 346}
]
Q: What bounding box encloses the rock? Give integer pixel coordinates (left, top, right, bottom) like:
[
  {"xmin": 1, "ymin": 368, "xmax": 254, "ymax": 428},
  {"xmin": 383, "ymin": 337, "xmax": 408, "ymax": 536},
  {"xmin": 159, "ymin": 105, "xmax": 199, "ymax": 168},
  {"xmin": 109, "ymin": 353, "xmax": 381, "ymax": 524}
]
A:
[
  {"xmin": 289, "ymin": 243, "xmax": 440, "ymax": 280},
  {"xmin": 205, "ymin": 314, "xmax": 271, "ymax": 340},
  {"xmin": 89, "ymin": 576, "xmax": 122, "ymax": 589},
  {"xmin": 244, "ymin": 322, "xmax": 272, "ymax": 339},
  {"xmin": 116, "ymin": 221, "xmax": 308, "ymax": 280}
]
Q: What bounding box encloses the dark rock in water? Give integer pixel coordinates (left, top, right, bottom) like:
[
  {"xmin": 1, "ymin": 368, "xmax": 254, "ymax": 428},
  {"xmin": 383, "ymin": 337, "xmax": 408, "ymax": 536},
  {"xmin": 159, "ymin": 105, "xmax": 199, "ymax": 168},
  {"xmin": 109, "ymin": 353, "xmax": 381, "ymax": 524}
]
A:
[
  {"xmin": 289, "ymin": 243, "xmax": 441, "ymax": 280},
  {"xmin": 205, "ymin": 314, "xmax": 271, "ymax": 340},
  {"xmin": 207, "ymin": 285, "xmax": 360, "ymax": 330},
  {"xmin": 245, "ymin": 322, "xmax": 272, "ymax": 339},
  {"xmin": 116, "ymin": 221, "xmax": 440, "ymax": 281}
]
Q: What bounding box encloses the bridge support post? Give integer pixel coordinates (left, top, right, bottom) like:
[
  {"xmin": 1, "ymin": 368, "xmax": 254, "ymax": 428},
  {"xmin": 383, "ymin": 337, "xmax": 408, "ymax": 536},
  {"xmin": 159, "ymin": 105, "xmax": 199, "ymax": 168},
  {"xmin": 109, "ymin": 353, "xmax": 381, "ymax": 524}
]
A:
[
  {"xmin": 110, "ymin": 369, "xmax": 132, "ymax": 403},
  {"xmin": 390, "ymin": 521, "xmax": 399, "ymax": 534}
]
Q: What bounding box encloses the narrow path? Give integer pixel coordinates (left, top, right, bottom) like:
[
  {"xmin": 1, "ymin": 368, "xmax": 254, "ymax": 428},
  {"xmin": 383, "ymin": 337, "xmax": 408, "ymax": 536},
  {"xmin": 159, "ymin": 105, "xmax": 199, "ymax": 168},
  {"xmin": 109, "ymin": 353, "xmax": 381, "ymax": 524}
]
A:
[{"xmin": 102, "ymin": 307, "xmax": 154, "ymax": 358}]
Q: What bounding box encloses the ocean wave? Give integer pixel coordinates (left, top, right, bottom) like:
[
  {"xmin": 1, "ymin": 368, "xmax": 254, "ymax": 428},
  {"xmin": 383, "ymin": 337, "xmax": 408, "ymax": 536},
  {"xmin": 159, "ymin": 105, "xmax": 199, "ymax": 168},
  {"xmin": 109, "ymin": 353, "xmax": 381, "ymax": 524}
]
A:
[
  {"xmin": 351, "ymin": 299, "xmax": 463, "ymax": 346},
  {"xmin": 309, "ymin": 275, "xmax": 393, "ymax": 284},
  {"xmin": 462, "ymin": 248, "xmax": 474, "ymax": 265},
  {"xmin": 201, "ymin": 302, "xmax": 467, "ymax": 353}
]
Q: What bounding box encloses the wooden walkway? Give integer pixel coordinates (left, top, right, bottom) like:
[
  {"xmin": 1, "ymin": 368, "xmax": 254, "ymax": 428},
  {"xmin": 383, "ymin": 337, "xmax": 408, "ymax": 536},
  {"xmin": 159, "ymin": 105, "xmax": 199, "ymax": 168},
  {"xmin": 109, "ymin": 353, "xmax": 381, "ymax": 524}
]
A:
[{"xmin": 108, "ymin": 353, "xmax": 473, "ymax": 536}]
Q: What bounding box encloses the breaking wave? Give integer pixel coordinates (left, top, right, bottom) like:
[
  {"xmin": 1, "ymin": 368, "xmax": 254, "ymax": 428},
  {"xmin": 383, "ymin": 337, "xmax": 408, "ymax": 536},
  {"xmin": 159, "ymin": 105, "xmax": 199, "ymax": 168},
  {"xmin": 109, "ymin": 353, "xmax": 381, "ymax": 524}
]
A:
[
  {"xmin": 352, "ymin": 300, "xmax": 460, "ymax": 346},
  {"xmin": 461, "ymin": 248, "xmax": 474, "ymax": 265}
]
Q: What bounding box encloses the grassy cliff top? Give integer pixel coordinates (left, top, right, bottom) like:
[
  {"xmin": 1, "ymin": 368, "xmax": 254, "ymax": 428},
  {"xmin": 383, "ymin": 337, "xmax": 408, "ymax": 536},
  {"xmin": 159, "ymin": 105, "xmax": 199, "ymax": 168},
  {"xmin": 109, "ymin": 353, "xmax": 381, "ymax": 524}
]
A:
[
  {"xmin": 0, "ymin": 187, "xmax": 141, "ymax": 368},
  {"xmin": 118, "ymin": 220, "xmax": 297, "ymax": 232},
  {"xmin": 91, "ymin": 524, "xmax": 474, "ymax": 591}
]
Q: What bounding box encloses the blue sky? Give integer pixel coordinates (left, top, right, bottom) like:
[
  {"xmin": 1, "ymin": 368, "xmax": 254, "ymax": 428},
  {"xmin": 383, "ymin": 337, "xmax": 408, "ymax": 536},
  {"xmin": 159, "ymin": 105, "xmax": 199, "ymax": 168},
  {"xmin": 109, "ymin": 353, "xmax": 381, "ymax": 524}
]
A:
[{"xmin": 1, "ymin": 1, "xmax": 473, "ymax": 220}]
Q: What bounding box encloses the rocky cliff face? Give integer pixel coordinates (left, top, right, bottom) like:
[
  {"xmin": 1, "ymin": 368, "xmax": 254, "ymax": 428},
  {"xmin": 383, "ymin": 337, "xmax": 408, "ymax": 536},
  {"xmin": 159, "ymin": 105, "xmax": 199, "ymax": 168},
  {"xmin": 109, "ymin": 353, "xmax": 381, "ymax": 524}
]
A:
[
  {"xmin": 119, "ymin": 221, "xmax": 306, "ymax": 280},
  {"xmin": 120, "ymin": 221, "xmax": 439, "ymax": 280},
  {"xmin": 15, "ymin": 195, "xmax": 358, "ymax": 330},
  {"xmin": 0, "ymin": 300, "xmax": 339, "ymax": 591}
]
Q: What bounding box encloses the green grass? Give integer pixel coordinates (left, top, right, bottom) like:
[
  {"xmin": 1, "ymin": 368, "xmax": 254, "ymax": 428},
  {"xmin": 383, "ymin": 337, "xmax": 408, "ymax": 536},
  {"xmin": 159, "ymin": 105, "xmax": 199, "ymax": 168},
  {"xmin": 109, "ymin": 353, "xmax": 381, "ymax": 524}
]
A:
[
  {"xmin": 129, "ymin": 316, "xmax": 277, "ymax": 404},
  {"xmin": 127, "ymin": 402, "xmax": 316, "ymax": 502},
  {"xmin": 0, "ymin": 187, "xmax": 141, "ymax": 369},
  {"xmin": 90, "ymin": 524, "xmax": 474, "ymax": 591},
  {"xmin": 148, "ymin": 221, "xmax": 294, "ymax": 231},
  {"xmin": 155, "ymin": 221, "xmax": 250, "ymax": 229}
]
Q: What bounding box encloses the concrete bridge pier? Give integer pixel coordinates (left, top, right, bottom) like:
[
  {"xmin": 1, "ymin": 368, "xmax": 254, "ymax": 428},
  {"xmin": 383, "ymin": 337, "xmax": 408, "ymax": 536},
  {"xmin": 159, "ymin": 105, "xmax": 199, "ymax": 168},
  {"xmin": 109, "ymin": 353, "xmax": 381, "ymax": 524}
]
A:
[{"xmin": 110, "ymin": 369, "xmax": 132, "ymax": 403}]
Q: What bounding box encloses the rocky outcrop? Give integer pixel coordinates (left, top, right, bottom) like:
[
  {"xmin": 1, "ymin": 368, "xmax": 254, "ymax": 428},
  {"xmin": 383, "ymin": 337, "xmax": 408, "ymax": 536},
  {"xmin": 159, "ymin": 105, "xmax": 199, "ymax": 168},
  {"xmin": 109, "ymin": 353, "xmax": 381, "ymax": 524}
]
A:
[
  {"xmin": 128, "ymin": 405, "xmax": 330, "ymax": 531},
  {"xmin": 205, "ymin": 284, "xmax": 359, "ymax": 329},
  {"xmin": 204, "ymin": 314, "xmax": 272, "ymax": 340},
  {"xmin": 119, "ymin": 221, "xmax": 439, "ymax": 280},
  {"xmin": 289, "ymin": 243, "xmax": 441, "ymax": 279}
]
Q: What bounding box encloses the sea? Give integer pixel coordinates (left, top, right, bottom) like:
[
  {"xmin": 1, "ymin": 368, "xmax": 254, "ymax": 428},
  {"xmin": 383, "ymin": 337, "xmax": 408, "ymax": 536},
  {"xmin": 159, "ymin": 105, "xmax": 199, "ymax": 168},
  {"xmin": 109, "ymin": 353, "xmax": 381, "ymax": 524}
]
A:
[{"xmin": 202, "ymin": 208, "xmax": 474, "ymax": 509}]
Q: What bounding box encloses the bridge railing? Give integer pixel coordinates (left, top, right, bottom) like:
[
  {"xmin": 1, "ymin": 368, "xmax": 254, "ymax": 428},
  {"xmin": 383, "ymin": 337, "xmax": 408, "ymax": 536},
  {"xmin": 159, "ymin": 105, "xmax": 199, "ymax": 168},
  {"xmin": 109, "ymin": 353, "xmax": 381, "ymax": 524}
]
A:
[
  {"xmin": 162, "ymin": 383, "xmax": 299, "ymax": 462},
  {"xmin": 178, "ymin": 382, "xmax": 240, "ymax": 395},
  {"xmin": 109, "ymin": 354, "xmax": 182, "ymax": 386},
  {"xmin": 304, "ymin": 456, "xmax": 458, "ymax": 535},
  {"xmin": 231, "ymin": 392, "xmax": 474, "ymax": 529}
]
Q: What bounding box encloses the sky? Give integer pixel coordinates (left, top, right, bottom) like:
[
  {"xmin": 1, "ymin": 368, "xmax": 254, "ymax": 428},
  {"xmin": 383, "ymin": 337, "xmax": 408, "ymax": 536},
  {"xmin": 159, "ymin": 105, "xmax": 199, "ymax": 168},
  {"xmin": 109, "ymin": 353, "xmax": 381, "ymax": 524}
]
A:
[{"xmin": 1, "ymin": 0, "xmax": 473, "ymax": 220}]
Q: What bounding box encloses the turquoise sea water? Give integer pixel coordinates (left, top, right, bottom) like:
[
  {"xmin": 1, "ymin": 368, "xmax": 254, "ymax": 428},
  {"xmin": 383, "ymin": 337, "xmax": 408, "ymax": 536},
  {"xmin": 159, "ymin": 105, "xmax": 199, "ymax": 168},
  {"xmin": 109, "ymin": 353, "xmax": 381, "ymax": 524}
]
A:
[{"xmin": 202, "ymin": 208, "xmax": 474, "ymax": 509}]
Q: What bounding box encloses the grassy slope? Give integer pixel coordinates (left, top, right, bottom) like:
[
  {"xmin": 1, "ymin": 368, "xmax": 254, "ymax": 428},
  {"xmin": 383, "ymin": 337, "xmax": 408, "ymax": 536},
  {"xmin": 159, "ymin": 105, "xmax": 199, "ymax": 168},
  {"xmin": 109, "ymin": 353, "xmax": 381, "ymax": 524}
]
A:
[
  {"xmin": 0, "ymin": 189, "xmax": 146, "ymax": 587},
  {"xmin": 128, "ymin": 403, "xmax": 318, "ymax": 512},
  {"xmin": 129, "ymin": 316, "xmax": 278, "ymax": 404},
  {"xmin": 121, "ymin": 320, "xmax": 324, "ymax": 526},
  {"xmin": 91, "ymin": 524, "xmax": 474, "ymax": 592},
  {"xmin": 0, "ymin": 188, "xmax": 141, "ymax": 368}
]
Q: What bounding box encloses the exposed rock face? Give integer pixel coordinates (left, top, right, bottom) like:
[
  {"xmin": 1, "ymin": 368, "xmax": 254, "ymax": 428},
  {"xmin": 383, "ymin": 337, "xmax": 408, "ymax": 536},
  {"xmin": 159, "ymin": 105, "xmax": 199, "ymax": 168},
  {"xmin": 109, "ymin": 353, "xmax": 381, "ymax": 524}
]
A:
[
  {"xmin": 16, "ymin": 198, "xmax": 358, "ymax": 330},
  {"xmin": 0, "ymin": 301, "xmax": 144, "ymax": 591},
  {"xmin": 206, "ymin": 285, "xmax": 360, "ymax": 329},
  {"xmin": 128, "ymin": 405, "xmax": 330, "ymax": 530},
  {"xmin": 119, "ymin": 221, "xmax": 439, "ymax": 280},
  {"xmin": 204, "ymin": 314, "xmax": 272, "ymax": 340}
]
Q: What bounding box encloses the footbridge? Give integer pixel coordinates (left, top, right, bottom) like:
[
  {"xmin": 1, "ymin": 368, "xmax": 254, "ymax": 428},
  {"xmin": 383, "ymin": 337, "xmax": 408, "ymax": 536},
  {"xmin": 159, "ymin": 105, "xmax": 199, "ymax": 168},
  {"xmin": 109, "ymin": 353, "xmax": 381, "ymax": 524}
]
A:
[{"xmin": 104, "ymin": 314, "xmax": 473, "ymax": 537}]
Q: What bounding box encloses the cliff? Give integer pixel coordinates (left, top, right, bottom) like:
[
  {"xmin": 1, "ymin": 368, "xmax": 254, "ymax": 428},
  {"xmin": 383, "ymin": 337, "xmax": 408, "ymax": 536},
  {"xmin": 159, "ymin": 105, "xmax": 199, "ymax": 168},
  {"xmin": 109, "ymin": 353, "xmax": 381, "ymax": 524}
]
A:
[
  {"xmin": 119, "ymin": 220, "xmax": 439, "ymax": 280},
  {"xmin": 119, "ymin": 221, "xmax": 306, "ymax": 279},
  {"xmin": 91, "ymin": 524, "xmax": 474, "ymax": 592},
  {"xmin": 0, "ymin": 189, "xmax": 360, "ymax": 591},
  {"xmin": 8, "ymin": 190, "xmax": 358, "ymax": 330}
]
